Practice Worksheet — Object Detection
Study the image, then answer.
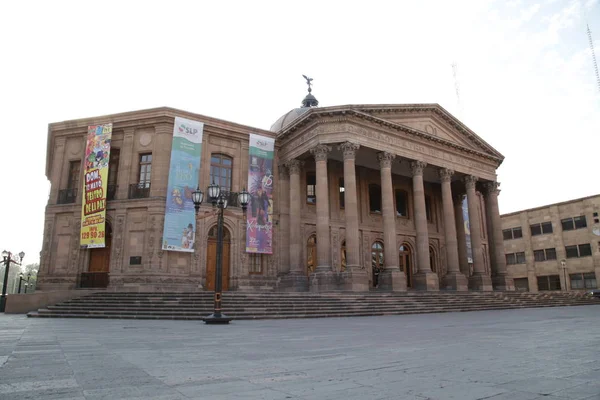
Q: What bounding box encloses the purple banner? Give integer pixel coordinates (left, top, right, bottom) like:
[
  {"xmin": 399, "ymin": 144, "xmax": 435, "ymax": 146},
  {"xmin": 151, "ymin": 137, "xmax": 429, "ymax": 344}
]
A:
[{"xmin": 246, "ymin": 134, "xmax": 275, "ymax": 254}]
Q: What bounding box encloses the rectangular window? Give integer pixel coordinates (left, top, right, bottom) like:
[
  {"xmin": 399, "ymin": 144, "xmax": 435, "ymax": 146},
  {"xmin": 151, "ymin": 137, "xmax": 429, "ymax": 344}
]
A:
[
  {"xmin": 584, "ymin": 272, "xmax": 597, "ymax": 289},
  {"xmin": 574, "ymin": 216, "xmax": 587, "ymax": 229},
  {"xmin": 503, "ymin": 227, "xmax": 523, "ymax": 240},
  {"xmin": 339, "ymin": 178, "xmax": 345, "ymax": 209},
  {"xmin": 570, "ymin": 273, "xmax": 597, "ymax": 289},
  {"xmin": 249, "ymin": 254, "xmax": 263, "ymax": 274},
  {"xmin": 139, "ymin": 153, "xmax": 152, "ymax": 187},
  {"xmin": 396, "ymin": 190, "xmax": 408, "ymax": 217},
  {"xmin": 541, "ymin": 222, "xmax": 553, "ymax": 234},
  {"xmin": 533, "ymin": 250, "xmax": 545, "ymax": 262},
  {"xmin": 107, "ymin": 148, "xmax": 120, "ymax": 201},
  {"xmin": 306, "ymin": 172, "xmax": 316, "ymax": 204},
  {"xmin": 566, "ymin": 245, "xmax": 579, "ymax": 258},
  {"xmin": 369, "ymin": 184, "xmax": 381, "ymax": 213},
  {"xmin": 514, "ymin": 278, "xmax": 530, "ymax": 292},
  {"xmin": 545, "ymin": 248, "xmax": 557, "ymax": 260},
  {"xmin": 570, "ymin": 273, "xmax": 584, "ymax": 289},
  {"xmin": 505, "ymin": 253, "xmax": 516, "ymax": 265},
  {"xmin": 516, "ymin": 252, "xmax": 526, "ymax": 264},
  {"xmin": 530, "ymin": 224, "xmax": 542, "ymax": 236},
  {"xmin": 425, "ymin": 196, "xmax": 432, "ymax": 222},
  {"xmin": 537, "ymin": 275, "xmax": 561, "ymax": 291},
  {"xmin": 578, "ymin": 243, "xmax": 592, "ymax": 257},
  {"xmin": 67, "ymin": 161, "xmax": 81, "ymax": 189}
]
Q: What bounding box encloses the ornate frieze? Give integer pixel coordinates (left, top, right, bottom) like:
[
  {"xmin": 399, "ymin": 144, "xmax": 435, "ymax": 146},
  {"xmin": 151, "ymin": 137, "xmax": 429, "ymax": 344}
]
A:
[
  {"xmin": 439, "ymin": 168, "xmax": 454, "ymax": 183},
  {"xmin": 338, "ymin": 142, "xmax": 360, "ymax": 160},
  {"xmin": 464, "ymin": 175, "xmax": 479, "ymax": 190},
  {"xmin": 410, "ymin": 160, "xmax": 427, "ymax": 177},
  {"xmin": 284, "ymin": 159, "xmax": 304, "ymax": 175},
  {"xmin": 310, "ymin": 144, "xmax": 332, "ymax": 162},
  {"xmin": 377, "ymin": 152, "xmax": 395, "ymax": 169}
]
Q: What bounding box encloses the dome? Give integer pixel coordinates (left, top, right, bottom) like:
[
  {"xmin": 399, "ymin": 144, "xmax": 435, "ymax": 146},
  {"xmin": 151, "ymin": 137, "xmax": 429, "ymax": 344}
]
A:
[{"xmin": 270, "ymin": 107, "xmax": 310, "ymax": 132}]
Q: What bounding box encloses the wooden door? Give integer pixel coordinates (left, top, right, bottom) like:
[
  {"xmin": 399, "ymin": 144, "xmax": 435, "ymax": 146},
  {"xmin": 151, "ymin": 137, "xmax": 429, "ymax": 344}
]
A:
[
  {"xmin": 206, "ymin": 239, "xmax": 230, "ymax": 291},
  {"xmin": 89, "ymin": 227, "xmax": 112, "ymax": 273}
]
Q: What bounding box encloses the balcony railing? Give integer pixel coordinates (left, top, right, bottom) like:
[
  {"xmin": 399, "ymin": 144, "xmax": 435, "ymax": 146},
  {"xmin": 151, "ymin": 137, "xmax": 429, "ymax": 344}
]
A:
[
  {"xmin": 129, "ymin": 183, "xmax": 151, "ymax": 199},
  {"xmin": 107, "ymin": 184, "xmax": 117, "ymax": 201},
  {"xmin": 57, "ymin": 188, "xmax": 77, "ymax": 204},
  {"xmin": 80, "ymin": 272, "xmax": 109, "ymax": 288}
]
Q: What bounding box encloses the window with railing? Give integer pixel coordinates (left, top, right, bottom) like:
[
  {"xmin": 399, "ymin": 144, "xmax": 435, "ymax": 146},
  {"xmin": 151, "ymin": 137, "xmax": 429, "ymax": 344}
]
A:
[
  {"xmin": 306, "ymin": 172, "xmax": 316, "ymax": 204},
  {"xmin": 107, "ymin": 148, "xmax": 119, "ymax": 201},
  {"xmin": 129, "ymin": 153, "xmax": 152, "ymax": 199},
  {"xmin": 58, "ymin": 161, "xmax": 80, "ymax": 204}
]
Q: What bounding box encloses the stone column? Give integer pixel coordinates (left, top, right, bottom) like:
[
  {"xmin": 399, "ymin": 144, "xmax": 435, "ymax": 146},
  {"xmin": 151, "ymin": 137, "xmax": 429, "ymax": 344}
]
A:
[
  {"xmin": 454, "ymin": 193, "xmax": 470, "ymax": 277},
  {"xmin": 49, "ymin": 137, "xmax": 67, "ymax": 204},
  {"xmin": 411, "ymin": 161, "xmax": 439, "ymax": 290},
  {"xmin": 484, "ymin": 181, "xmax": 514, "ymax": 291},
  {"xmin": 309, "ymin": 144, "xmax": 336, "ymax": 291},
  {"xmin": 440, "ymin": 169, "xmax": 468, "ymax": 291},
  {"xmin": 377, "ymin": 152, "xmax": 406, "ymax": 291},
  {"xmin": 464, "ymin": 175, "xmax": 493, "ymax": 291},
  {"xmin": 150, "ymin": 123, "xmax": 173, "ymax": 198},
  {"xmin": 280, "ymin": 159, "xmax": 307, "ymax": 291},
  {"xmin": 339, "ymin": 142, "xmax": 368, "ymax": 291}
]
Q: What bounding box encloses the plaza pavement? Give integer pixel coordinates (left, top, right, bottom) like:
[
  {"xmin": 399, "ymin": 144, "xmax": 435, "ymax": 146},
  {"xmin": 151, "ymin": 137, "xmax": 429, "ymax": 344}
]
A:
[{"xmin": 0, "ymin": 306, "xmax": 598, "ymax": 400}]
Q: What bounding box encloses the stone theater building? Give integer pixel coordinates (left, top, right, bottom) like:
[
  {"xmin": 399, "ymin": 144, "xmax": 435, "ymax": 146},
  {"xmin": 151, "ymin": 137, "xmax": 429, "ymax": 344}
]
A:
[{"xmin": 39, "ymin": 89, "xmax": 515, "ymax": 293}]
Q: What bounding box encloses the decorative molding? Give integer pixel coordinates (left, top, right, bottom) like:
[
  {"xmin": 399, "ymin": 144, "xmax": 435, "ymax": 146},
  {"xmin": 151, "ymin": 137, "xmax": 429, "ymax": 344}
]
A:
[
  {"xmin": 464, "ymin": 175, "xmax": 479, "ymax": 190},
  {"xmin": 410, "ymin": 160, "xmax": 427, "ymax": 177},
  {"xmin": 377, "ymin": 151, "xmax": 395, "ymax": 169},
  {"xmin": 114, "ymin": 215, "xmax": 125, "ymax": 272},
  {"xmin": 284, "ymin": 159, "xmax": 304, "ymax": 175},
  {"xmin": 310, "ymin": 144, "xmax": 332, "ymax": 162},
  {"xmin": 338, "ymin": 142, "xmax": 360, "ymax": 160},
  {"xmin": 439, "ymin": 168, "xmax": 454, "ymax": 183},
  {"xmin": 484, "ymin": 181, "xmax": 501, "ymax": 196}
]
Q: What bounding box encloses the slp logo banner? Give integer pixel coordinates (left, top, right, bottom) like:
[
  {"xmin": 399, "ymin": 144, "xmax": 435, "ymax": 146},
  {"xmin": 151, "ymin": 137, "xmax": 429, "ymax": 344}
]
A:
[{"xmin": 178, "ymin": 124, "xmax": 199, "ymax": 136}]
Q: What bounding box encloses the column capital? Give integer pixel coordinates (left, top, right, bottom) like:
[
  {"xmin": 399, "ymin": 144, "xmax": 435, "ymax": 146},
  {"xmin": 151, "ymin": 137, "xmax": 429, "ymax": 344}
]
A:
[
  {"xmin": 284, "ymin": 159, "xmax": 304, "ymax": 175},
  {"xmin": 310, "ymin": 144, "xmax": 332, "ymax": 161},
  {"xmin": 410, "ymin": 160, "xmax": 427, "ymax": 177},
  {"xmin": 464, "ymin": 175, "xmax": 478, "ymax": 189},
  {"xmin": 439, "ymin": 168, "xmax": 454, "ymax": 183},
  {"xmin": 484, "ymin": 181, "xmax": 501, "ymax": 196},
  {"xmin": 377, "ymin": 152, "xmax": 396, "ymax": 168},
  {"xmin": 338, "ymin": 142, "xmax": 360, "ymax": 160}
]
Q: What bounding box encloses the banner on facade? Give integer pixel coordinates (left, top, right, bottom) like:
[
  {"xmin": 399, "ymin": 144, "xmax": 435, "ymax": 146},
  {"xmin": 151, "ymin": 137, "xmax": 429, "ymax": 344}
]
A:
[
  {"xmin": 80, "ymin": 123, "xmax": 113, "ymax": 248},
  {"xmin": 162, "ymin": 117, "xmax": 204, "ymax": 252},
  {"xmin": 246, "ymin": 134, "xmax": 275, "ymax": 254},
  {"xmin": 462, "ymin": 197, "xmax": 473, "ymax": 263}
]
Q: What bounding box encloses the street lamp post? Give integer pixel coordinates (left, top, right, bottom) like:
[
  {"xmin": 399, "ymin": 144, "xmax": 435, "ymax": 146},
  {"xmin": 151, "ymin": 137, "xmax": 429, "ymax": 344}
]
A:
[
  {"xmin": 192, "ymin": 183, "xmax": 249, "ymax": 324},
  {"xmin": 1, "ymin": 250, "xmax": 24, "ymax": 312},
  {"xmin": 18, "ymin": 273, "xmax": 25, "ymax": 294},
  {"xmin": 561, "ymin": 259, "xmax": 567, "ymax": 291}
]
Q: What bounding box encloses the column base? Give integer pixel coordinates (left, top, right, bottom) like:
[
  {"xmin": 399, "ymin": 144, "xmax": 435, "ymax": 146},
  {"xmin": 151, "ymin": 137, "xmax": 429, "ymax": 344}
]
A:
[
  {"xmin": 468, "ymin": 273, "xmax": 493, "ymax": 291},
  {"xmin": 413, "ymin": 271, "xmax": 440, "ymax": 291},
  {"xmin": 340, "ymin": 267, "xmax": 369, "ymax": 292},
  {"xmin": 492, "ymin": 274, "xmax": 515, "ymax": 291},
  {"xmin": 309, "ymin": 271, "xmax": 337, "ymax": 292},
  {"xmin": 441, "ymin": 272, "xmax": 469, "ymax": 291},
  {"xmin": 278, "ymin": 272, "xmax": 309, "ymax": 292},
  {"xmin": 378, "ymin": 269, "xmax": 407, "ymax": 291}
]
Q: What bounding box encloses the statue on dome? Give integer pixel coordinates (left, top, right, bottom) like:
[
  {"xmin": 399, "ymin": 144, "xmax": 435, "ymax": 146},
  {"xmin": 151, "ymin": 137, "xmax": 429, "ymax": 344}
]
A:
[{"xmin": 302, "ymin": 74, "xmax": 313, "ymax": 93}]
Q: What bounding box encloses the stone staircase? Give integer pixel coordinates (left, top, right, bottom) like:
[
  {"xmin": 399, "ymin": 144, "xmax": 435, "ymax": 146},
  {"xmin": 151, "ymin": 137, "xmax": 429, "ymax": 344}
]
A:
[{"xmin": 26, "ymin": 290, "xmax": 599, "ymax": 320}]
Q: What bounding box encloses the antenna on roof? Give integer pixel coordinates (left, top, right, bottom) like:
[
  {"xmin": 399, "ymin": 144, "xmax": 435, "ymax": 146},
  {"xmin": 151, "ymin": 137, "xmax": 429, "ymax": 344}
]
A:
[
  {"xmin": 451, "ymin": 62, "xmax": 463, "ymax": 118},
  {"xmin": 581, "ymin": 0, "xmax": 600, "ymax": 92}
]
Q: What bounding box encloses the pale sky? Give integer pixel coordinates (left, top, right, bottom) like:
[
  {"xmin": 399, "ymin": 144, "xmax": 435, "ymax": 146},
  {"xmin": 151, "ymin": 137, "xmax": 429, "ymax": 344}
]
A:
[{"xmin": 0, "ymin": 0, "xmax": 598, "ymax": 266}]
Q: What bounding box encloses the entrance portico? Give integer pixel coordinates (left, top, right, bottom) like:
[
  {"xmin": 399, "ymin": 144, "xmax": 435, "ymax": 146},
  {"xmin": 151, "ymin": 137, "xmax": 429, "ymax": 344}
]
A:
[{"xmin": 277, "ymin": 105, "xmax": 513, "ymax": 292}]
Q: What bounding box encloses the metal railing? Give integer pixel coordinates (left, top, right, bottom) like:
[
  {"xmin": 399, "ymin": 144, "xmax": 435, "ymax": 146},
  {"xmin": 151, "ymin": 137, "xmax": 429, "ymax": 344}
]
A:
[
  {"xmin": 128, "ymin": 183, "xmax": 151, "ymax": 199},
  {"xmin": 57, "ymin": 188, "xmax": 77, "ymax": 204}
]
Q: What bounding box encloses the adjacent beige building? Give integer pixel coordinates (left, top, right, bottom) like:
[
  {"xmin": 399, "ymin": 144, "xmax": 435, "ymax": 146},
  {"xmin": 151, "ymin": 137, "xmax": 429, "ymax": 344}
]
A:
[
  {"xmin": 501, "ymin": 195, "xmax": 600, "ymax": 292},
  {"xmin": 38, "ymin": 96, "xmax": 516, "ymax": 293}
]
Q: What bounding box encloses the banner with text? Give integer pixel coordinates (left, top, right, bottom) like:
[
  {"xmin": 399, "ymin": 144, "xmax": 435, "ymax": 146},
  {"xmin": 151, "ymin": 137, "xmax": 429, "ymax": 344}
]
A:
[
  {"xmin": 80, "ymin": 123, "xmax": 113, "ymax": 248},
  {"xmin": 162, "ymin": 117, "xmax": 204, "ymax": 252},
  {"xmin": 246, "ymin": 134, "xmax": 275, "ymax": 254}
]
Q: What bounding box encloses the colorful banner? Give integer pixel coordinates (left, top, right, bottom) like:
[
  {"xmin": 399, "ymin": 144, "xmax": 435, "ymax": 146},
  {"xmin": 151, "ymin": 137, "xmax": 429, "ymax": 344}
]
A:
[
  {"xmin": 162, "ymin": 117, "xmax": 204, "ymax": 252},
  {"xmin": 80, "ymin": 123, "xmax": 113, "ymax": 248},
  {"xmin": 462, "ymin": 197, "xmax": 473, "ymax": 263},
  {"xmin": 246, "ymin": 134, "xmax": 275, "ymax": 254}
]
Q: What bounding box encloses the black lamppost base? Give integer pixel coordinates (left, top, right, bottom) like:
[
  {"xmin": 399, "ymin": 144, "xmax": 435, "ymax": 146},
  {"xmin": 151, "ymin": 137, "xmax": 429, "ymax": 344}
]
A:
[{"xmin": 203, "ymin": 313, "xmax": 232, "ymax": 324}]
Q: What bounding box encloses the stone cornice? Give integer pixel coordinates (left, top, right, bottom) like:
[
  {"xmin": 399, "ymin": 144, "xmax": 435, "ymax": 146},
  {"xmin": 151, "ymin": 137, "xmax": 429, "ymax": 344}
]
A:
[{"xmin": 277, "ymin": 107, "xmax": 503, "ymax": 165}]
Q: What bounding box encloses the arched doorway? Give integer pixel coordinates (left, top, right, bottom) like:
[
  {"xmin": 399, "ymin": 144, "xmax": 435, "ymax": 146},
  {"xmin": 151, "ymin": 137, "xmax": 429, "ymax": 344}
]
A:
[
  {"xmin": 371, "ymin": 241, "xmax": 384, "ymax": 288},
  {"xmin": 399, "ymin": 243, "xmax": 412, "ymax": 288},
  {"xmin": 206, "ymin": 225, "xmax": 231, "ymax": 291},
  {"xmin": 85, "ymin": 222, "xmax": 112, "ymax": 288},
  {"xmin": 307, "ymin": 235, "xmax": 316, "ymax": 275}
]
